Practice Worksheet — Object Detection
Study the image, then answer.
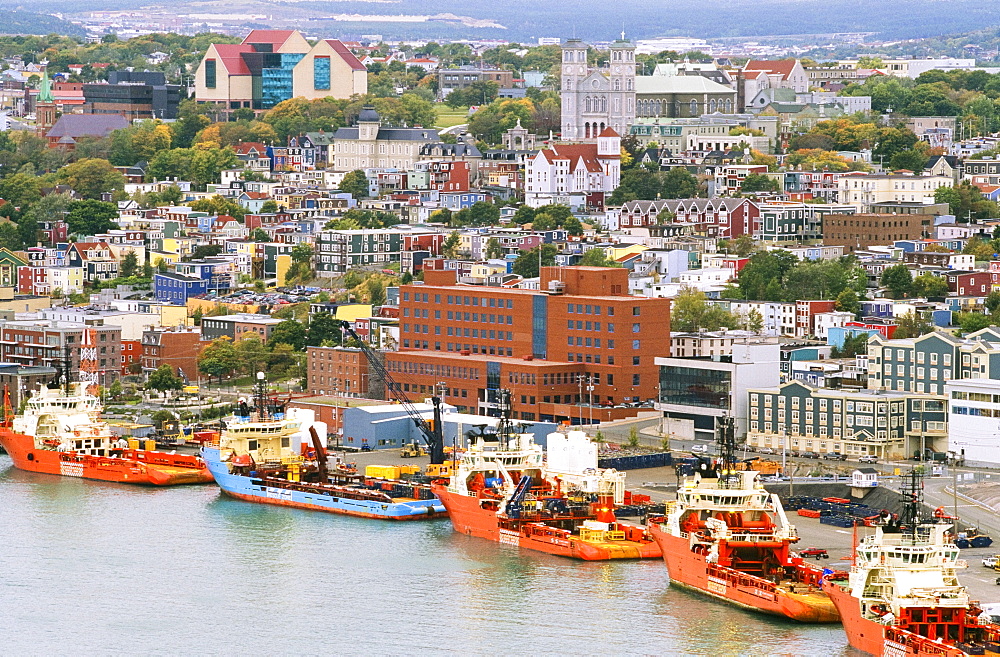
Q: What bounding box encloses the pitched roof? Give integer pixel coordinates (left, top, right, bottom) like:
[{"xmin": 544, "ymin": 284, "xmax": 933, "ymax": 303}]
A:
[
  {"xmin": 744, "ymin": 59, "xmax": 799, "ymax": 80},
  {"xmin": 541, "ymin": 143, "xmax": 608, "ymax": 172},
  {"xmin": 324, "ymin": 39, "xmax": 366, "ymax": 71},
  {"xmin": 234, "ymin": 142, "xmax": 269, "ymax": 155},
  {"xmin": 47, "ymin": 114, "xmax": 129, "ymax": 139},
  {"xmin": 213, "ymin": 44, "xmax": 254, "ymax": 76},
  {"xmin": 597, "ymin": 126, "xmax": 619, "ymax": 138},
  {"xmin": 636, "ymin": 75, "xmax": 735, "ymax": 95},
  {"xmin": 243, "ymin": 30, "xmax": 296, "ymax": 48}
]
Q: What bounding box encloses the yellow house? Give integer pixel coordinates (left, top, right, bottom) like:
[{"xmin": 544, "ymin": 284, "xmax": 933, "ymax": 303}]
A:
[
  {"xmin": 333, "ymin": 304, "xmax": 373, "ymax": 322},
  {"xmin": 157, "ymin": 303, "xmax": 190, "ymax": 327},
  {"xmin": 150, "ymin": 251, "xmax": 181, "ymax": 267},
  {"xmin": 160, "ymin": 237, "xmax": 196, "ymax": 259},
  {"xmin": 604, "ymin": 243, "xmax": 647, "ymax": 261},
  {"xmin": 48, "ymin": 266, "xmax": 85, "ymax": 295}
]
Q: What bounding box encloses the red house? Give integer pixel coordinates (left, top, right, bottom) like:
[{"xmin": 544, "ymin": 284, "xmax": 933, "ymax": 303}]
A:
[{"xmin": 947, "ymin": 271, "xmax": 991, "ymax": 296}]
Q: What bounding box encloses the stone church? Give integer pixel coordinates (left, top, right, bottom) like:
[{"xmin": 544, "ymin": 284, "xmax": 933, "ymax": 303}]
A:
[{"xmin": 560, "ymin": 37, "xmax": 636, "ymax": 143}]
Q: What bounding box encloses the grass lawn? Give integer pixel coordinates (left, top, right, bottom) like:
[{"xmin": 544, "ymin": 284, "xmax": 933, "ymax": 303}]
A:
[{"xmin": 434, "ymin": 103, "xmax": 469, "ymax": 129}]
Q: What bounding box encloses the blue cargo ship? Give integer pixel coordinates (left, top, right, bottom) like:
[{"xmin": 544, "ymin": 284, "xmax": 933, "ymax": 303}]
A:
[{"xmin": 201, "ymin": 380, "xmax": 445, "ymax": 520}]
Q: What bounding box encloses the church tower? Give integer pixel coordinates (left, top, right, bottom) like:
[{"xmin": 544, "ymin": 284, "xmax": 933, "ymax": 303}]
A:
[
  {"xmin": 560, "ymin": 39, "xmax": 589, "ymax": 142},
  {"xmin": 35, "ymin": 71, "xmax": 57, "ymax": 139},
  {"xmin": 606, "ymin": 36, "xmax": 636, "ymax": 138}
]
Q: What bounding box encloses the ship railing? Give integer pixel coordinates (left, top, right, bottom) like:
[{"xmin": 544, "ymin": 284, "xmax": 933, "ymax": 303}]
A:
[{"xmin": 727, "ymin": 532, "xmax": 781, "ymax": 543}]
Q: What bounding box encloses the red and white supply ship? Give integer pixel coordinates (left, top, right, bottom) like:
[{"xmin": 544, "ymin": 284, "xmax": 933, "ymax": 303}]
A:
[
  {"xmin": 823, "ymin": 472, "xmax": 1000, "ymax": 656},
  {"xmin": 0, "ymin": 381, "xmax": 211, "ymax": 486},
  {"xmin": 648, "ymin": 417, "xmax": 839, "ymax": 622},
  {"xmin": 432, "ymin": 426, "xmax": 660, "ymax": 561}
]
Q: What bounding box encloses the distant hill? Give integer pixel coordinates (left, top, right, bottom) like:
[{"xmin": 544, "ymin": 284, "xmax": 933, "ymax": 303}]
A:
[
  {"xmin": 0, "ymin": 10, "xmax": 85, "ymax": 37},
  {"xmin": 0, "ymin": 0, "xmax": 997, "ymax": 43}
]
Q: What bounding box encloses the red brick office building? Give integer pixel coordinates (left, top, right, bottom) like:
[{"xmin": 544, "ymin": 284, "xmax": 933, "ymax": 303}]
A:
[{"xmin": 386, "ymin": 266, "xmax": 671, "ymax": 423}]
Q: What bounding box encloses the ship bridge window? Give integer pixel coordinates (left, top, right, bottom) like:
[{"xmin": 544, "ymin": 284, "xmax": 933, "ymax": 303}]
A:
[
  {"xmin": 248, "ymin": 439, "xmax": 259, "ymax": 451},
  {"xmin": 281, "ymin": 437, "xmax": 290, "ymax": 448}
]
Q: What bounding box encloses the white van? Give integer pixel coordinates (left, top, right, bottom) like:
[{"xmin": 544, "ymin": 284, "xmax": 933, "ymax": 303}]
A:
[{"xmin": 690, "ymin": 444, "xmax": 708, "ymax": 454}]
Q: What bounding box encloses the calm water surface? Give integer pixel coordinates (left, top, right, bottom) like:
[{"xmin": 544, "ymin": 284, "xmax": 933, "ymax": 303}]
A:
[{"xmin": 0, "ymin": 455, "xmax": 859, "ymax": 655}]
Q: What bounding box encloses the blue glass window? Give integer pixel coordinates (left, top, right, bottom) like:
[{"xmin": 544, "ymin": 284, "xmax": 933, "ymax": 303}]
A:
[{"xmin": 314, "ymin": 56, "xmax": 330, "ymax": 89}]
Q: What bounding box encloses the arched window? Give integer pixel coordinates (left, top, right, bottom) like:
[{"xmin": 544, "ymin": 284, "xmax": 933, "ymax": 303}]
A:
[
  {"xmin": 627, "ymin": 78, "xmax": 633, "ymax": 91},
  {"xmin": 725, "ymin": 99, "xmax": 732, "ymax": 113},
  {"xmin": 614, "ymin": 79, "xmax": 621, "ymax": 91},
  {"xmin": 585, "ymin": 96, "xmax": 592, "ymax": 113},
  {"xmin": 709, "ymin": 99, "xmax": 717, "ymax": 112},
  {"xmin": 690, "ymin": 99, "xmax": 698, "ymax": 115},
  {"xmin": 600, "ymin": 122, "xmax": 606, "ymax": 134}
]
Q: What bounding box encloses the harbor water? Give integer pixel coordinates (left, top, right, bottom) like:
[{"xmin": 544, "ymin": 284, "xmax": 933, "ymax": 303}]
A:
[{"xmin": 0, "ymin": 455, "xmax": 858, "ymax": 655}]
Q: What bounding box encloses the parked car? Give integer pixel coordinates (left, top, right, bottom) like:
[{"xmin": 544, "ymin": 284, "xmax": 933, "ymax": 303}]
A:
[
  {"xmin": 823, "ymin": 452, "xmax": 847, "ymax": 461},
  {"xmin": 984, "ymin": 556, "xmax": 999, "ymax": 569},
  {"xmin": 800, "ymin": 451, "xmax": 820, "ymax": 459},
  {"xmin": 758, "ymin": 447, "xmax": 776, "ymax": 455},
  {"xmin": 690, "ymin": 444, "xmax": 708, "ymax": 454},
  {"xmin": 859, "ymin": 455, "xmax": 878, "ymax": 464},
  {"xmin": 799, "ymin": 547, "xmax": 830, "ymax": 559}
]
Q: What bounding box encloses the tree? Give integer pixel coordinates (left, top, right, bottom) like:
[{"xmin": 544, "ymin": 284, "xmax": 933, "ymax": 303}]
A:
[
  {"xmin": 191, "ymin": 244, "xmax": 223, "ymax": 260},
  {"xmin": 726, "ymin": 234, "xmax": 758, "ymax": 257},
  {"xmin": 188, "ymin": 195, "xmax": 246, "ymax": 221},
  {"xmin": 831, "ymin": 332, "xmax": 871, "ymax": 358},
  {"xmin": 236, "ymin": 333, "xmax": 268, "ymax": 376},
  {"xmin": 881, "ymin": 264, "xmax": 913, "ymax": 299},
  {"xmin": 147, "ymin": 364, "xmax": 182, "ymax": 391},
  {"xmin": 150, "ymin": 410, "xmax": 177, "ymax": 429},
  {"xmin": 339, "ymin": 170, "xmax": 370, "ymax": 199},
  {"xmin": 893, "ymin": 312, "xmax": 934, "ymax": 339},
  {"xmin": 512, "ymin": 244, "xmax": 557, "ymax": 279},
  {"xmin": 120, "ymin": 251, "xmax": 139, "ymax": 278},
  {"xmin": 911, "ymin": 273, "xmax": 950, "ymax": 298},
  {"xmin": 485, "ymin": 237, "xmax": 504, "ymax": 260},
  {"xmin": 197, "ymin": 337, "xmax": 240, "ymax": 382},
  {"xmin": 732, "ymin": 250, "xmax": 799, "ymax": 301},
  {"xmin": 579, "ymin": 248, "xmax": 621, "ymax": 267},
  {"xmin": 963, "ymin": 235, "xmax": 996, "ymax": 261},
  {"xmin": 740, "ymin": 173, "xmax": 780, "ymax": 193},
  {"xmin": 108, "ymin": 379, "xmax": 124, "ymax": 400},
  {"xmin": 986, "ymin": 290, "xmax": 1000, "ymax": 314},
  {"xmin": 835, "ymin": 288, "xmax": 861, "ymax": 316},
  {"xmin": 259, "ymin": 200, "xmax": 279, "ymax": 214},
  {"xmin": 889, "ymin": 147, "xmax": 930, "ymax": 173},
  {"xmin": 442, "ymin": 231, "xmax": 461, "ymax": 259},
  {"xmin": 267, "ymin": 319, "xmax": 307, "ymax": 351},
  {"xmin": 306, "ymin": 312, "xmax": 341, "ymax": 347},
  {"xmin": 65, "ymin": 200, "xmax": 119, "ymax": 235},
  {"xmin": 957, "ymin": 312, "xmax": 994, "ymax": 335},
  {"xmin": 251, "ymin": 228, "xmax": 270, "ymax": 242},
  {"xmin": 671, "ymin": 287, "xmax": 740, "ymax": 332},
  {"xmin": 191, "ymin": 307, "xmax": 204, "ymax": 326},
  {"xmin": 58, "ymin": 158, "xmax": 125, "ymax": 199},
  {"xmin": 935, "ymin": 182, "xmax": 1000, "ymax": 222}
]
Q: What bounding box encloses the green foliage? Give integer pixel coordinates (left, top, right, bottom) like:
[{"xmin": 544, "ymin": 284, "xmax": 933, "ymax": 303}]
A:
[
  {"xmin": 65, "ymin": 199, "xmax": 119, "ymax": 235},
  {"xmin": 962, "ymin": 235, "xmax": 996, "ymax": 261},
  {"xmin": 957, "ymin": 311, "xmax": 995, "ymax": 335},
  {"xmin": 120, "ymin": 251, "xmax": 139, "ymax": 277},
  {"xmin": 250, "ymin": 228, "xmax": 270, "ymax": 242},
  {"xmin": 442, "ymin": 231, "xmax": 461, "ymax": 259},
  {"xmin": 894, "ymin": 312, "xmax": 935, "ymax": 339},
  {"xmin": 446, "ymin": 81, "xmax": 499, "ymax": 107},
  {"xmin": 188, "ymin": 195, "xmax": 246, "ymax": 221},
  {"xmin": 236, "ymin": 333, "xmax": 269, "ymax": 376},
  {"xmin": 147, "ymin": 364, "xmax": 183, "ymax": 391},
  {"xmin": 881, "ymin": 264, "xmax": 914, "ymax": 299},
  {"xmin": 485, "ymin": 237, "xmax": 505, "ymax": 260},
  {"xmin": 911, "ymin": 273, "xmax": 950, "ymax": 298},
  {"xmin": 512, "ymin": 244, "xmax": 557, "ymax": 279},
  {"xmin": 267, "ymin": 319, "xmax": 307, "ymax": 351},
  {"xmin": 447, "ymin": 201, "xmax": 501, "ymax": 228},
  {"xmin": 338, "ymin": 170, "xmax": 370, "ymax": 199},
  {"xmin": 191, "ymin": 244, "xmax": 223, "ymax": 260},
  {"xmin": 835, "ymin": 288, "xmax": 861, "ymax": 315},
  {"xmin": 197, "ymin": 337, "xmax": 239, "ymax": 381},
  {"xmin": 732, "ymin": 251, "xmax": 865, "ymax": 303},
  {"xmin": 986, "ymin": 291, "xmax": 1000, "ymax": 314},
  {"xmin": 610, "ymin": 167, "xmax": 701, "ymax": 204},
  {"xmin": 58, "ymin": 158, "xmax": 126, "ymax": 199},
  {"xmin": 671, "ymin": 286, "xmax": 740, "ymax": 332},
  {"xmin": 578, "ymin": 248, "xmax": 622, "ymax": 267},
  {"xmin": 306, "ymin": 312, "xmax": 342, "ymax": 348},
  {"xmin": 831, "ymin": 332, "xmax": 871, "ymax": 358},
  {"xmin": 739, "ymin": 173, "xmax": 780, "ymax": 193},
  {"xmin": 146, "ymin": 146, "xmax": 238, "ymax": 190}
]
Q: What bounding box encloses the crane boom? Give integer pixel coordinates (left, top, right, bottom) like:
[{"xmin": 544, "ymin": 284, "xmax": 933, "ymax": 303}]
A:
[{"xmin": 340, "ymin": 321, "xmax": 446, "ymax": 464}]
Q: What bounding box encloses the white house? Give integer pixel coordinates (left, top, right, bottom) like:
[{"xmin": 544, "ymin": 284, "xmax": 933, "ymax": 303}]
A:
[
  {"xmin": 524, "ymin": 128, "xmax": 621, "ymax": 209},
  {"xmin": 945, "ymin": 378, "xmax": 1000, "ymax": 465},
  {"xmin": 728, "ymin": 300, "xmax": 796, "ymax": 337}
]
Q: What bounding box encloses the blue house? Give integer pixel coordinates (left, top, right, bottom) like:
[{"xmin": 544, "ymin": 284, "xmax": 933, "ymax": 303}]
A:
[
  {"xmin": 153, "ymin": 272, "xmax": 207, "ymax": 303},
  {"xmin": 440, "ymin": 191, "xmax": 489, "ymax": 210}
]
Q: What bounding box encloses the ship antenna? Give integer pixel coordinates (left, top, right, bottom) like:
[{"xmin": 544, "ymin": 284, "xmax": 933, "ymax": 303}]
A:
[
  {"xmin": 63, "ymin": 345, "xmax": 72, "ymax": 396},
  {"xmin": 899, "ymin": 468, "xmax": 923, "ymax": 535},
  {"xmin": 254, "ymin": 371, "xmax": 269, "ymax": 421}
]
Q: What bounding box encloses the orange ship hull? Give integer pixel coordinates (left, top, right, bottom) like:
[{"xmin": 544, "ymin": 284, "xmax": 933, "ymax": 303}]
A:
[
  {"xmin": 822, "ymin": 579, "xmax": 983, "ymax": 656},
  {"xmin": 431, "ymin": 482, "xmax": 661, "ymax": 561},
  {"xmin": 0, "ymin": 429, "xmax": 212, "ymax": 486},
  {"xmin": 649, "ymin": 522, "xmax": 839, "ymax": 623}
]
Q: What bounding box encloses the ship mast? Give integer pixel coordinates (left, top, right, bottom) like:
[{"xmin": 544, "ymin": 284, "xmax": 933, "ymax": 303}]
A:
[
  {"xmin": 253, "ymin": 371, "xmax": 269, "ymax": 422},
  {"xmin": 716, "ymin": 415, "xmax": 740, "ymax": 489}
]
